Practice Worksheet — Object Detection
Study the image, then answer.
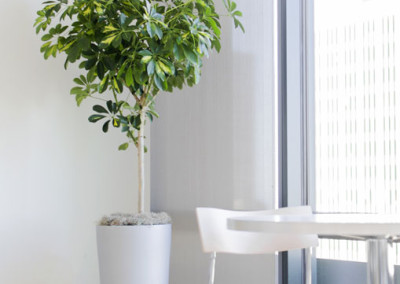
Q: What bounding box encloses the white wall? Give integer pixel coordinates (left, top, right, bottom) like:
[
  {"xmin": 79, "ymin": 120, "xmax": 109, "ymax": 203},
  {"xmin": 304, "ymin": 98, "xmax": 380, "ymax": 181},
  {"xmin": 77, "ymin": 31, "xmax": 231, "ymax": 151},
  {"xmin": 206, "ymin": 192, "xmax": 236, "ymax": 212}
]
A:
[
  {"xmin": 151, "ymin": 0, "xmax": 276, "ymax": 283},
  {"xmin": 0, "ymin": 1, "xmax": 147, "ymax": 283}
]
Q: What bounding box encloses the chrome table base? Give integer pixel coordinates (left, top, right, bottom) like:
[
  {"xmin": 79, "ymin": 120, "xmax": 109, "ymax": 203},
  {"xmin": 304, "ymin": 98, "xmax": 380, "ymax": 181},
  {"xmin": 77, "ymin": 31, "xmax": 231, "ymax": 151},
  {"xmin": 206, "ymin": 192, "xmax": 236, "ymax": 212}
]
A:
[{"xmin": 366, "ymin": 238, "xmax": 394, "ymax": 284}]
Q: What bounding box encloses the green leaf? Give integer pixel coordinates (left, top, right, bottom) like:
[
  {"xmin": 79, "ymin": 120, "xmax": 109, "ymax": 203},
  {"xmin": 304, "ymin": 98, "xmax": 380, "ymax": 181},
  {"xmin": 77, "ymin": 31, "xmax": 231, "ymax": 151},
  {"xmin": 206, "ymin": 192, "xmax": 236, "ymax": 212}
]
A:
[
  {"xmin": 118, "ymin": 115, "xmax": 128, "ymax": 125},
  {"xmin": 206, "ymin": 17, "xmax": 221, "ymax": 37},
  {"xmin": 173, "ymin": 74, "xmax": 184, "ymax": 89},
  {"xmin": 230, "ymin": 1, "xmax": 237, "ymax": 11},
  {"xmin": 103, "ymin": 56, "xmax": 115, "ymax": 70},
  {"xmin": 141, "ymin": 55, "xmax": 152, "ymax": 64},
  {"xmin": 70, "ymin": 86, "xmax": 83, "ymax": 95},
  {"xmin": 99, "ymin": 75, "xmax": 109, "ymax": 93},
  {"xmin": 125, "ymin": 67, "xmax": 134, "ymax": 86},
  {"xmin": 146, "ymin": 22, "xmax": 154, "ymax": 38},
  {"xmin": 97, "ymin": 62, "xmax": 105, "ymax": 79},
  {"xmin": 79, "ymin": 75, "xmax": 87, "ymax": 84},
  {"xmin": 44, "ymin": 46, "xmax": 53, "ymax": 59},
  {"xmin": 88, "ymin": 114, "xmax": 106, "ymax": 123},
  {"xmin": 51, "ymin": 45, "xmax": 58, "ymax": 57},
  {"xmin": 147, "ymin": 109, "xmax": 159, "ymax": 118},
  {"xmin": 117, "ymin": 60, "xmax": 129, "ymax": 79},
  {"xmin": 183, "ymin": 45, "xmax": 198, "ymax": 65},
  {"xmin": 78, "ymin": 61, "xmax": 86, "ymax": 69},
  {"xmin": 73, "ymin": 77, "xmax": 85, "ymax": 85},
  {"xmin": 101, "ymin": 34, "xmax": 117, "ymax": 45},
  {"xmin": 234, "ymin": 18, "xmax": 245, "ymax": 33},
  {"xmin": 106, "ymin": 100, "xmax": 113, "ymax": 112},
  {"xmin": 104, "ymin": 25, "xmax": 118, "ymax": 33},
  {"xmin": 87, "ymin": 68, "xmax": 96, "ymax": 82},
  {"xmin": 154, "ymin": 24, "xmax": 163, "ymax": 39},
  {"xmin": 131, "ymin": 115, "xmax": 141, "ymax": 129},
  {"xmin": 64, "ymin": 57, "xmax": 69, "ymax": 70},
  {"xmin": 155, "ymin": 62, "xmax": 165, "ymax": 81},
  {"xmin": 41, "ymin": 34, "xmax": 52, "ymax": 41},
  {"xmin": 59, "ymin": 39, "xmax": 76, "ymax": 52},
  {"xmin": 119, "ymin": 13, "xmax": 127, "ymax": 26},
  {"xmin": 212, "ymin": 39, "xmax": 221, "ymax": 53},
  {"xmin": 118, "ymin": 143, "xmax": 129, "ymax": 151},
  {"xmin": 173, "ymin": 43, "xmax": 185, "ymax": 60},
  {"xmin": 85, "ymin": 58, "xmax": 97, "ymax": 70},
  {"xmin": 36, "ymin": 23, "xmax": 44, "ymax": 34},
  {"xmin": 138, "ymin": 50, "xmax": 152, "ymax": 56},
  {"xmin": 148, "ymin": 22, "xmax": 158, "ymax": 39},
  {"xmin": 83, "ymin": 6, "xmax": 91, "ymax": 16},
  {"xmin": 112, "ymin": 118, "xmax": 120, "ymax": 127},
  {"xmin": 158, "ymin": 60, "xmax": 173, "ymax": 75},
  {"xmin": 75, "ymin": 94, "xmax": 88, "ymax": 106},
  {"xmin": 40, "ymin": 41, "xmax": 51, "ymax": 52},
  {"xmin": 59, "ymin": 25, "xmax": 68, "ymax": 34},
  {"xmin": 133, "ymin": 64, "xmax": 147, "ymax": 84},
  {"xmin": 112, "ymin": 35, "xmax": 122, "ymax": 48},
  {"xmin": 112, "ymin": 77, "xmax": 120, "ymax": 92},
  {"xmin": 147, "ymin": 60, "xmax": 155, "ymax": 76},
  {"xmin": 59, "ymin": 8, "xmax": 69, "ymax": 21},
  {"xmin": 154, "ymin": 75, "xmax": 167, "ymax": 90},
  {"xmin": 67, "ymin": 44, "xmax": 80, "ymax": 63},
  {"xmin": 78, "ymin": 37, "xmax": 91, "ymax": 51},
  {"xmin": 93, "ymin": 105, "xmax": 109, "ymax": 114},
  {"xmin": 102, "ymin": 120, "xmax": 110, "ymax": 133}
]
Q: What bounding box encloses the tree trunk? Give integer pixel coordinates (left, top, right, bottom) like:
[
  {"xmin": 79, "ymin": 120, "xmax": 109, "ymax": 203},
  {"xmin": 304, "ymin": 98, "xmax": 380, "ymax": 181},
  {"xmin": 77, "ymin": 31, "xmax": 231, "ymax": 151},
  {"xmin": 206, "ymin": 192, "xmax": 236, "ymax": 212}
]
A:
[{"xmin": 137, "ymin": 110, "xmax": 146, "ymax": 213}]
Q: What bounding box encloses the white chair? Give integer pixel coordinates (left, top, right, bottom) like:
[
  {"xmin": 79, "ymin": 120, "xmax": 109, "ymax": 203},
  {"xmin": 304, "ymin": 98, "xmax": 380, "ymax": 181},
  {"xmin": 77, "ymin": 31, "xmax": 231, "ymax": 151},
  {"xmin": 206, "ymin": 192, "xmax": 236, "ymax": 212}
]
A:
[{"xmin": 196, "ymin": 206, "xmax": 318, "ymax": 284}]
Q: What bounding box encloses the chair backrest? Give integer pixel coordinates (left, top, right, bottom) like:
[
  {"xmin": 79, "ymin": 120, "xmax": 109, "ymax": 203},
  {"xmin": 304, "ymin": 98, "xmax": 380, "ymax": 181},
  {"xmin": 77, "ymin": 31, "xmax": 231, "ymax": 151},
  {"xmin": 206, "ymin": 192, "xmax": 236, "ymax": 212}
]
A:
[{"xmin": 196, "ymin": 206, "xmax": 318, "ymax": 254}]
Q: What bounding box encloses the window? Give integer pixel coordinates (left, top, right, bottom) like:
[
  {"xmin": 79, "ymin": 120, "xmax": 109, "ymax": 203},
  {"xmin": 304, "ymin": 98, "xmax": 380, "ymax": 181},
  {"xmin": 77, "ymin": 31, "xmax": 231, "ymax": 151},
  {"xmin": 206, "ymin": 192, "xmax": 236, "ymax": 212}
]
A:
[
  {"xmin": 281, "ymin": 0, "xmax": 400, "ymax": 282},
  {"xmin": 313, "ymin": 0, "xmax": 400, "ymax": 264}
]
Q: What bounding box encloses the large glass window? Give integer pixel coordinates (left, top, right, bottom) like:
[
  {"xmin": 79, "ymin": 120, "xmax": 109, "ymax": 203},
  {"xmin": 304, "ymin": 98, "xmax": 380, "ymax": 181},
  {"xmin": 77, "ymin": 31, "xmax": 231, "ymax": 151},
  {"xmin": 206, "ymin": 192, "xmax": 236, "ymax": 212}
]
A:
[{"xmin": 312, "ymin": 0, "xmax": 400, "ymax": 263}]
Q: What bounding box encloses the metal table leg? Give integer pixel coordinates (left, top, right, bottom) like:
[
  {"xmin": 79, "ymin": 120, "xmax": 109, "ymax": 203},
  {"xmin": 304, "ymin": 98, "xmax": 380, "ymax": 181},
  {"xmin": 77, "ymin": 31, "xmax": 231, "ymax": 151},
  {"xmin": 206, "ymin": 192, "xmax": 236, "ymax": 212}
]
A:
[
  {"xmin": 366, "ymin": 238, "xmax": 394, "ymax": 284},
  {"xmin": 303, "ymin": 248, "xmax": 312, "ymax": 284}
]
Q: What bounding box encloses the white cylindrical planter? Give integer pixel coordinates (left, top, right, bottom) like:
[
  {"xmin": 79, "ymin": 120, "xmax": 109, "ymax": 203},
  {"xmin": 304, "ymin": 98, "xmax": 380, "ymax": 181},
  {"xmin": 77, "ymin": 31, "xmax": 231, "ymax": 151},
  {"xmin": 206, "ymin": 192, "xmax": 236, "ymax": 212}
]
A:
[{"xmin": 96, "ymin": 224, "xmax": 172, "ymax": 284}]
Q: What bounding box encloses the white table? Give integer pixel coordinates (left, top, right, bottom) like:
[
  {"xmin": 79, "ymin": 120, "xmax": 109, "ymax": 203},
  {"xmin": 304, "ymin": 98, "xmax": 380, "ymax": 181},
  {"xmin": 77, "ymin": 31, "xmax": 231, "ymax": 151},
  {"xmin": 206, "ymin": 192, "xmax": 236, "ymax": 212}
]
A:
[{"xmin": 228, "ymin": 214, "xmax": 400, "ymax": 284}]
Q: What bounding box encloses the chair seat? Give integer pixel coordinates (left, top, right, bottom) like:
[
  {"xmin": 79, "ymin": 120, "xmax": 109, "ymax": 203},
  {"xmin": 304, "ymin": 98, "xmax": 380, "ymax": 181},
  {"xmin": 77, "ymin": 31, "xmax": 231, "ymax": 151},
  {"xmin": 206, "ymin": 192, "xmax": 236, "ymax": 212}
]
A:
[{"xmin": 196, "ymin": 206, "xmax": 318, "ymax": 284}]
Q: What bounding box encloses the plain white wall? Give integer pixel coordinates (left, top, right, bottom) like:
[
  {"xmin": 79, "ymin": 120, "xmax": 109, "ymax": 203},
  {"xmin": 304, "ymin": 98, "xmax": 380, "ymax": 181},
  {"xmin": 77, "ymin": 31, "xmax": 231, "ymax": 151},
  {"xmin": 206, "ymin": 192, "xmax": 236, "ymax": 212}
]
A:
[
  {"xmin": 0, "ymin": 1, "xmax": 148, "ymax": 283},
  {"xmin": 151, "ymin": 0, "xmax": 276, "ymax": 283}
]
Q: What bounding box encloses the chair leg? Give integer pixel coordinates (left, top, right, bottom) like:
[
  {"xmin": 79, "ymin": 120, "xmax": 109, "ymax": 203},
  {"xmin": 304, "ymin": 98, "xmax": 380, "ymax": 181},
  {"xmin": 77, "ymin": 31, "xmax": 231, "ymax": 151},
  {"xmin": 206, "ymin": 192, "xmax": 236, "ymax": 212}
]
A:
[
  {"xmin": 208, "ymin": 252, "xmax": 217, "ymax": 284},
  {"xmin": 304, "ymin": 248, "xmax": 312, "ymax": 284}
]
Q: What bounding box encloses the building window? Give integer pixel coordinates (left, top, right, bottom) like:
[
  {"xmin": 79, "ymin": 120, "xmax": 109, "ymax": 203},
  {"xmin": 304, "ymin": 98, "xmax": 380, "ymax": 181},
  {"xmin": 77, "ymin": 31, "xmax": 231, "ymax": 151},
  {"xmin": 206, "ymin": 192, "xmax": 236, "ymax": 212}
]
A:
[{"xmin": 312, "ymin": 0, "xmax": 400, "ymax": 264}]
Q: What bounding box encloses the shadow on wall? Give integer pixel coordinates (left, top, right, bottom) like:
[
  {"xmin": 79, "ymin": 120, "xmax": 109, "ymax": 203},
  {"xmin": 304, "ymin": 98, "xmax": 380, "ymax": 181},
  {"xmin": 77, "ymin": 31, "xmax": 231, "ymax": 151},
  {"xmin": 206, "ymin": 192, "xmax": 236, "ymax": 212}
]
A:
[
  {"xmin": 150, "ymin": 17, "xmax": 235, "ymax": 213},
  {"xmin": 150, "ymin": 0, "xmax": 275, "ymax": 281}
]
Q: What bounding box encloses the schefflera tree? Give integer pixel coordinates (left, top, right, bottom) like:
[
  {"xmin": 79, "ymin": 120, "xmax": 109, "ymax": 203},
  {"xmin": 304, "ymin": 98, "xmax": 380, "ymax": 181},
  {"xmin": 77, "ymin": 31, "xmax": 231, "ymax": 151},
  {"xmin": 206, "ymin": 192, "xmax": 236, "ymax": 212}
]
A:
[{"xmin": 34, "ymin": 0, "xmax": 243, "ymax": 214}]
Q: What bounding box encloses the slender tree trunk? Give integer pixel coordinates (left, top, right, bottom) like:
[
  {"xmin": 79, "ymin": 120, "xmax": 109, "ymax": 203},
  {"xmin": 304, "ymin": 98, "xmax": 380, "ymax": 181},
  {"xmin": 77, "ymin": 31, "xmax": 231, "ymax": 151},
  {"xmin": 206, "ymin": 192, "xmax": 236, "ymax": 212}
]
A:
[{"xmin": 137, "ymin": 110, "xmax": 146, "ymax": 213}]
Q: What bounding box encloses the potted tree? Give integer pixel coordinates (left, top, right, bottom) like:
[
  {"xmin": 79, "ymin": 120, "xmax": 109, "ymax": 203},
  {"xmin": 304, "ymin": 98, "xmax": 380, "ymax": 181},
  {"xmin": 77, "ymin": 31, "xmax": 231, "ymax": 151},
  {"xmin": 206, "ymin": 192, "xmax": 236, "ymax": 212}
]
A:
[{"xmin": 34, "ymin": 0, "xmax": 243, "ymax": 283}]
